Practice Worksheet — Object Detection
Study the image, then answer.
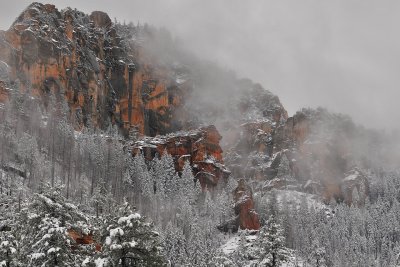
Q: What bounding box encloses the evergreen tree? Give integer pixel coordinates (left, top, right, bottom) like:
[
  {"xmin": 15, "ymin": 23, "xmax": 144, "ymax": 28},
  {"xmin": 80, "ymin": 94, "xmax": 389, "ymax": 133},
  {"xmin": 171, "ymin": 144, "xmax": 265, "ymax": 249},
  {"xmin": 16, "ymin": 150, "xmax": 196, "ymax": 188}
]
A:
[
  {"xmin": 19, "ymin": 184, "xmax": 89, "ymax": 266},
  {"xmin": 99, "ymin": 202, "xmax": 166, "ymax": 266},
  {"xmin": 91, "ymin": 179, "xmax": 108, "ymax": 218},
  {"xmin": 162, "ymin": 222, "xmax": 185, "ymax": 267},
  {"xmin": 256, "ymin": 216, "xmax": 288, "ymax": 267},
  {"xmin": 0, "ymin": 232, "xmax": 19, "ymax": 267}
]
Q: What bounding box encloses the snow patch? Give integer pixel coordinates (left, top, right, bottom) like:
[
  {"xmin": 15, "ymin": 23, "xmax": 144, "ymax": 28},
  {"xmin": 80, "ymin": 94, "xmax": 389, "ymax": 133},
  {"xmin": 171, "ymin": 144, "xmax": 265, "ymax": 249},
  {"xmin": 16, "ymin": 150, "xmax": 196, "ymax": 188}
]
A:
[
  {"xmin": 30, "ymin": 252, "xmax": 45, "ymax": 260},
  {"xmin": 117, "ymin": 213, "xmax": 141, "ymax": 225},
  {"xmin": 110, "ymin": 227, "xmax": 124, "ymax": 237},
  {"xmin": 221, "ymin": 236, "xmax": 240, "ymax": 254},
  {"xmin": 47, "ymin": 247, "xmax": 60, "ymax": 254},
  {"xmin": 94, "ymin": 258, "xmax": 108, "ymax": 267},
  {"xmin": 110, "ymin": 244, "xmax": 122, "ymax": 250},
  {"xmin": 343, "ymin": 171, "xmax": 360, "ymax": 182}
]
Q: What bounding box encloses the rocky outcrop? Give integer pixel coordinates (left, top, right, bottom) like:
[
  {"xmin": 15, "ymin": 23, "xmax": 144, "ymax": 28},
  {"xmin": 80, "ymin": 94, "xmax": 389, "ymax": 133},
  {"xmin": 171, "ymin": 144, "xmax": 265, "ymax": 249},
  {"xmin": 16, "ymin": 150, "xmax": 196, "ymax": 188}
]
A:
[
  {"xmin": 233, "ymin": 179, "xmax": 260, "ymax": 230},
  {"xmin": 131, "ymin": 125, "xmax": 230, "ymax": 189},
  {"xmin": 0, "ymin": 2, "xmax": 188, "ymax": 135},
  {"xmin": 89, "ymin": 11, "xmax": 112, "ymax": 29},
  {"xmin": 1, "ymin": 3, "xmax": 378, "ymax": 232},
  {"xmin": 67, "ymin": 229, "xmax": 101, "ymax": 251},
  {"xmin": 225, "ymin": 120, "xmax": 276, "ymax": 180},
  {"xmin": 224, "ymin": 107, "xmax": 371, "ymax": 206},
  {"xmin": 218, "ymin": 179, "xmax": 261, "ymax": 232},
  {"xmin": 217, "ymin": 179, "xmax": 261, "ymax": 233},
  {"xmin": 0, "ymin": 60, "xmax": 10, "ymax": 103},
  {"xmin": 340, "ymin": 168, "xmax": 369, "ymax": 206}
]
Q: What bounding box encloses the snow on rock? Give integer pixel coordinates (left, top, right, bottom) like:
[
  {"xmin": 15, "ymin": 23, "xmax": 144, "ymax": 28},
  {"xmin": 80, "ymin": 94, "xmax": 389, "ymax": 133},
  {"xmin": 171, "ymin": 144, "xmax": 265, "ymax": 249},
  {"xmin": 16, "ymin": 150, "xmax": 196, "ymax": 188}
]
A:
[
  {"xmin": 255, "ymin": 189, "xmax": 331, "ymax": 217},
  {"xmin": 132, "ymin": 125, "xmax": 230, "ymax": 190},
  {"xmin": 275, "ymin": 189, "xmax": 328, "ymax": 212},
  {"xmin": 341, "ymin": 168, "xmax": 369, "ymax": 205},
  {"xmin": 343, "ymin": 172, "xmax": 359, "ymax": 182}
]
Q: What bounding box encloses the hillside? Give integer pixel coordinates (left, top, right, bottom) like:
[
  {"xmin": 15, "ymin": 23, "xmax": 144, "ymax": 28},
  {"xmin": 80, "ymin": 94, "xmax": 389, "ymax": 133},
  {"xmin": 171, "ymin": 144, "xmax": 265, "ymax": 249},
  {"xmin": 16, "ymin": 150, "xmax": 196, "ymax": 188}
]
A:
[{"xmin": 1, "ymin": 3, "xmax": 400, "ymax": 267}]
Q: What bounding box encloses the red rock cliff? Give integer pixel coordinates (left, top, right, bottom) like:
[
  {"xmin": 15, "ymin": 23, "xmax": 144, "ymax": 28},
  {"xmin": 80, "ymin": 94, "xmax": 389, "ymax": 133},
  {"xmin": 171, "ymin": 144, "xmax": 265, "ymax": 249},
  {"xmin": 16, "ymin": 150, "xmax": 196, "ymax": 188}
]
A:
[
  {"xmin": 131, "ymin": 125, "xmax": 230, "ymax": 189},
  {"xmin": 0, "ymin": 3, "xmax": 188, "ymax": 135}
]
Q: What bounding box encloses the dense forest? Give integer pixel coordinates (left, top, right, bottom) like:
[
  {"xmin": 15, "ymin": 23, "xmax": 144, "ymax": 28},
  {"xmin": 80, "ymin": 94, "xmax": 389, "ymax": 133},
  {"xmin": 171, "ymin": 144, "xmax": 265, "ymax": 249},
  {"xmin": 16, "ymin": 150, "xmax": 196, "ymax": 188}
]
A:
[
  {"xmin": 1, "ymin": 3, "xmax": 400, "ymax": 267},
  {"xmin": 2, "ymin": 84, "xmax": 400, "ymax": 266}
]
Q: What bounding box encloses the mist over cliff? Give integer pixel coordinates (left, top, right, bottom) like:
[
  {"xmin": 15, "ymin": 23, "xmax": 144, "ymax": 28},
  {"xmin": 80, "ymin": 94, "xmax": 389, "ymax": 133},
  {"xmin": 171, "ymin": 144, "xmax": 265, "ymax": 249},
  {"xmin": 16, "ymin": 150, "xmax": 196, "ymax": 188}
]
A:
[
  {"xmin": 1, "ymin": 2, "xmax": 400, "ymax": 266},
  {"xmin": 2, "ymin": 0, "xmax": 400, "ymax": 132}
]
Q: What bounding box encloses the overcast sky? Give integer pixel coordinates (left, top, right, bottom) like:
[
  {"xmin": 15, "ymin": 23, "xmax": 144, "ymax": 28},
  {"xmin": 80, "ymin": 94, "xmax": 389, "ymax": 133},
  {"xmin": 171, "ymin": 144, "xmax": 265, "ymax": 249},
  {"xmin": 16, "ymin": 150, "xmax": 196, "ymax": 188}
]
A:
[{"xmin": 1, "ymin": 0, "xmax": 399, "ymax": 131}]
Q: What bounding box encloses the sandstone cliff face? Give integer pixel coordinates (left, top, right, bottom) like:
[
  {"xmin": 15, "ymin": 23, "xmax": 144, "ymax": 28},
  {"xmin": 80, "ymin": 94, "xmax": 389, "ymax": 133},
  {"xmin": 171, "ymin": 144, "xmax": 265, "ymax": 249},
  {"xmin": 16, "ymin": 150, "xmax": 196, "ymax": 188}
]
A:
[
  {"xmin": 233, "ymin": 179, "xmax": 260, "ymax": 230},
  {"xmin": 227, "ymin": 107, "xmax": 370, "ymax": 205},
  {"xmin": 0, "ymin": 2, "xmax": 187, "ymax": 135},
  {"xmin": 0, "ymin": 3, "xmax": 374, "ymax": 234},
  {"xmin": 132, "ymin": 125, "xmax": 230, "ymax": 189},
  {"xmin": 217, "ymin": 179, "xmax": 261, "ymax": 232},
  {"xmin": 0, "ymin": 3, "xmax": 289, "ymax": 142},
  {"xmin": 0, "ymin": 3, "xmax": 288, "ymax": 231}
]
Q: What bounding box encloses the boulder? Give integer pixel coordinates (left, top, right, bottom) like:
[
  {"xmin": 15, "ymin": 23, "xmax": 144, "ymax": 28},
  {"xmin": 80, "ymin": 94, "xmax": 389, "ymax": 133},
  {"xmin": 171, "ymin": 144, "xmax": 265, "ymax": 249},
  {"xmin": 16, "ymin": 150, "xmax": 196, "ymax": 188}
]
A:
[
  {"xmin": 89, "ymin": 11, "xmax": 112, "ymax": 29},
  {"xmin": 67, "ymin": 229, "xmax": 101, "ymax": 252}
]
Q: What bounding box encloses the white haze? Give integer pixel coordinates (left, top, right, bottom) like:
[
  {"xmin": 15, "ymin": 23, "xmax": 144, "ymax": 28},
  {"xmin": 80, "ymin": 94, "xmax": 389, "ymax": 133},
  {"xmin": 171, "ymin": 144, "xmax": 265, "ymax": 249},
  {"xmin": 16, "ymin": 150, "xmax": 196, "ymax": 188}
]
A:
[{"xmin": 1, "ymin": 0, "xmax": 400, "ymax": 132}]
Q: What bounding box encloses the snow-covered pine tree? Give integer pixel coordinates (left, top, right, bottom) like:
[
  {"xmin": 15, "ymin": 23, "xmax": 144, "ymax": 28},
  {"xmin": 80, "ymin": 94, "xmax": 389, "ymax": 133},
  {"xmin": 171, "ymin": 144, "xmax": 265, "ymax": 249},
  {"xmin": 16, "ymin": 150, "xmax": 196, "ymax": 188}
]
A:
[
  {"xmin": 180, "ymin": 161, "xmax": 196, "ymax": 202},
  {"xmin": 307, "ymin": 241, "xmax": 328, "ymax": 267},
  {"xmin": 162, "ymin": 222, "xmax": 186, "ymax": 266},
  {"xmin": 186, "ymin": 224, "xmax": 207, "ymax": 267},
  {"xmin": 0, "ymin": 232, "xmax": 19, "ymax": 267},
  {"xmin": 256, "ymin": 216, "xmax": 289, "ymax": 267},
  {"xmin": 19, "ymin": 183, "xmax": 89, "ymax": 266},
  {"xmin": 99, "ymin": 202, "xmax": 166, "ymax": 266},
  {"xmin": 276, "ymin": 152, "xmax": 291, "ymax": 179},
  {"xmin": 91, "ymin": 179, "xmax": 108, "ymax": 218},
  {"xmin": 159, "ymin": 152, "xmax": 176, "ymax": 199}
]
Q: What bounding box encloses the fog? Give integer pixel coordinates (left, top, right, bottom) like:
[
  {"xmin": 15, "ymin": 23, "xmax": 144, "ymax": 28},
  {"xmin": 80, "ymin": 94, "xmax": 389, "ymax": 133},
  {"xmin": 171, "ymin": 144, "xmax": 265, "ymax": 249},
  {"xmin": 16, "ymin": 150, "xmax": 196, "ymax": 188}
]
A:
[{"xmin": 1, "ymin": 0, "xmax": 400, "ymax": 131}]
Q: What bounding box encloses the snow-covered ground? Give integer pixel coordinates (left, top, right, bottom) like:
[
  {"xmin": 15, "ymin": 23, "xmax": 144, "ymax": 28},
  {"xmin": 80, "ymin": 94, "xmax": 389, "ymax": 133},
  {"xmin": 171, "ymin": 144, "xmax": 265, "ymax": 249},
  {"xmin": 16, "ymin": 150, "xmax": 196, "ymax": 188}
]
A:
[
  {"xmin": 221, "ymin": 235, "xmax": 240, "ymax": 255},
  {"xmin": 220, "ymin": 231, "xmax": 305, "ymax": 266},
  {"xmin": 255, "ymin": 188, "xmax": 331, "ymax": 216}
]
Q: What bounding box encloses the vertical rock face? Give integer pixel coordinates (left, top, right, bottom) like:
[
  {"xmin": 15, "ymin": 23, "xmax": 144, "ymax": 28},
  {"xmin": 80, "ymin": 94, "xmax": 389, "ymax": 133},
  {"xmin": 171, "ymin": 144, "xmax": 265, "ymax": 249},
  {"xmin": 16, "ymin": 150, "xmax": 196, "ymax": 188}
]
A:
[
  {"xmin": 218, "ymin": 179, "xmax": 261, "ymax": 232},
  {"xmin": 228, "ymin": 107, "xmax": 371, "ymax": 206},
  {"xmin": 0, "ymin": 4, "xmax": 378, "ymax": 235},
  {"xmin": 89, "ymin": 11, "xmax": 112, "ymax": 29},
  {"xmin": 0, "ymin": 2, "xmax": 187, "ymax": 135},
  {"xmin": 233, "ymin": 179, "xmax": 260, "ymax": 230},
  {"xmin": 132, "ymin": 125, "xmax": 230, "ymax": 189},
  {"xmin": 0, "ymin": 61, "xmax": 10, "ymax": 105},
  {"xmin": 341, "ymin": 168, "xmax": 369, "ymax": 206}
]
